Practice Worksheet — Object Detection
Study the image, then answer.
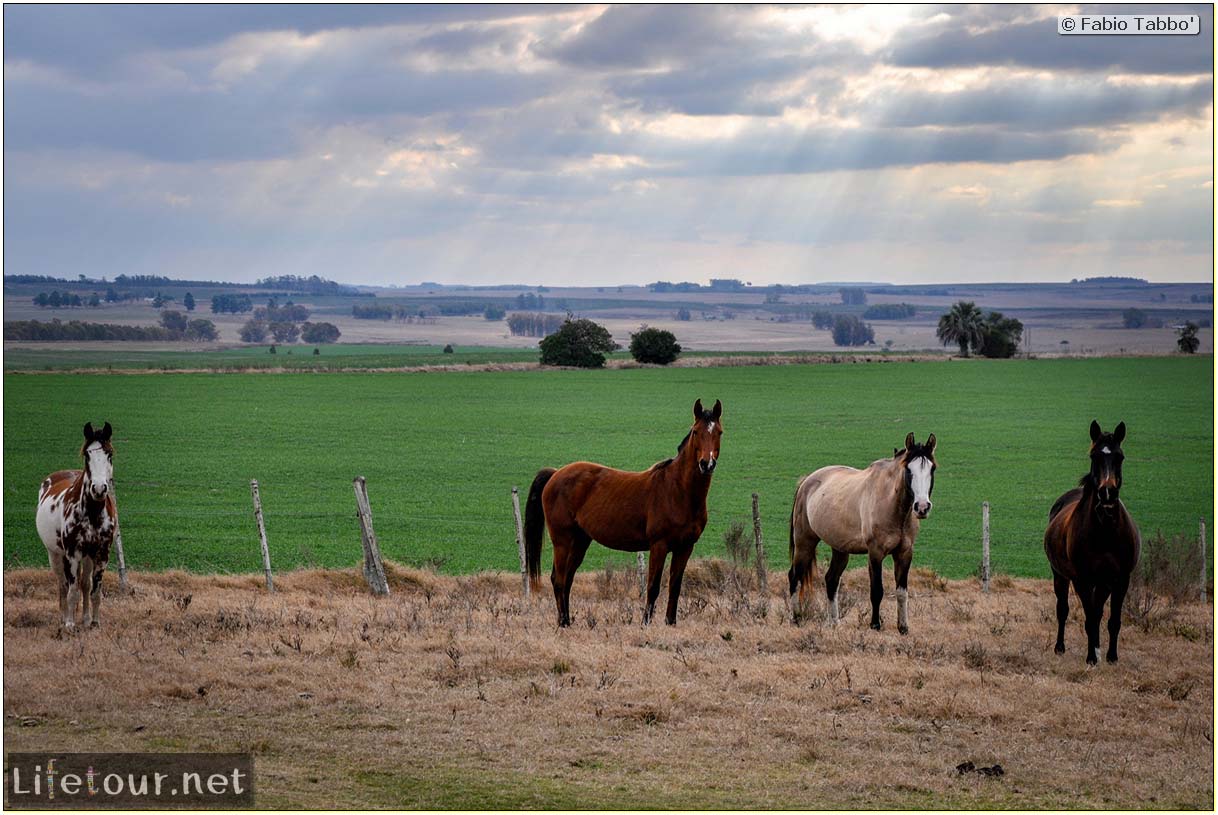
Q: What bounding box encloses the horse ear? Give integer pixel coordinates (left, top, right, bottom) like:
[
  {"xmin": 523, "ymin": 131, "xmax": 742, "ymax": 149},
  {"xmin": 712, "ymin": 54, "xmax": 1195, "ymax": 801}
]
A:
[
  {"xmin": 904, "ymin": 432, "xmax": 915, "ymax": 450},
  {"xmin": 100, "ymin": 422, "xmax": 113, "ymax": 442},
  {"xmin": 1089, "ymin": 420, "xmax": 1102, "ymax": 443},
  {"xmin": 1113, "ymin": 422, "xmax": 1126, "ymax": 445},
  {"xmin": 83, "ymin": 422, "xmax": 95, "ymax": 441},
  {"xmin": 711, "ymin": 399, "xmax": 722, "ymax": 421},
  {"xmin": 693, "ymin": 399, "xmax": 704, "ymax": 420},
  {"xmin": 893, "ymin": 448, "xmax": 901, "ymax": 458},
  {"xmin": 926, "ymin": 433, "xmax": 936, "ymax": 453}
]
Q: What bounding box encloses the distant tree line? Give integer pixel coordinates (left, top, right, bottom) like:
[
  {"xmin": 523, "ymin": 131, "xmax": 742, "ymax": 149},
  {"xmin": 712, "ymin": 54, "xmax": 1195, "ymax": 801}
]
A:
[
  {"xmin": 254, "ymin": 275, "xmax": 366, "ymax": 296},
  {"xmin": 159, "ymin": 311, "xmax": 219, "ymax": 341},
  {"xmin": 863, "ymin": 303, "xmax": 916, "ymax": 320},
  {"xmin": 32, "ymin": 291, "xmax": 100, "ymax": 308},
  {"xmin": 4, "ymin": 319, "xmax": 211, "ymax": 342},
  {"xmin": 211, "ymin": 294, "xmax": 254, "ymax": 314},
  {"xmin": 254, "ymin": 302, "xmax": 310, "ymax": 323},
  {"xmin": 507, "ymin": 312, "xmax": 565, "ymax": 338}
]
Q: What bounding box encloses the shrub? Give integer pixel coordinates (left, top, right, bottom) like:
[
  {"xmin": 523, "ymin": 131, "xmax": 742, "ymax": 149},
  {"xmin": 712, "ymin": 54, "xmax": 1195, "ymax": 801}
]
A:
[
  {"xmin": 160, "ymin": 310, "xmax": 189, "ymax": 333},
  {"xmin": 300, "ymin": 322, "xmax": 341, "ymax": 344},
  {"xmin": 184, "ymin": 319, "xmax": 219, "ymax": 341},
  {"xmin": 1125, "ymin": 531, "xmax": 1205, "ymax": 631},
  {"xmin": 442, "ymin": 344, "xmax": 454, "ymax": 354},
  {"xmin": 1177, "ymin": 322, "xmax": 1200, "ymax": 354},
  {"xmin": 239, "ymin": 320, "xmax": 269, "ymax": 343},
  {"xmin": 1122, "ymin": 308, "xmax": 1147, "ymax": 328},
  {"xmin": 269, "ymin": 322, "xmax": 300, "ymax": 343},
  {"xmin": 831, "ymin": 315, "xmax": 875, "ymax": 346},
  {"xmin": 629, "ymin": 327, "xmax": 681, "ymax": 365},
  {"xmin": 978, "ymin": 312, "xmax": 1024, "ymax": 358},
  {"xmin": 539, "ymin": 318, "xmax": 619, "ymax": 368}
]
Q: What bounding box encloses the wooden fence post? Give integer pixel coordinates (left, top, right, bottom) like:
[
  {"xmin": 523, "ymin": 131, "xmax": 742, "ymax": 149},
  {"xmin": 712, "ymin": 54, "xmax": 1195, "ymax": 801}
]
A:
[
  {"xmin": 512, "ymin": 487, "xmax": 529, "ymax": 597},
  {"xmin": 250, "ymin": 480, "xmax": 273, "ymax": 592},
  {"xmin": 109, "ymin": 478, "xmax": 129, "ymax": 590},
  {"xmin": 751, "ymin": 493, "xmax": 768, "ymax": 596},
  {"xmin": 637, "ymin": 551, "xmax": 646, "ymax": 598},
  {"xmin": 981, "ymin": 501, "xmax": 991, "ymax": 593},
  {"xmin": 1200, "ymin": 517, "xmax": 1207, "ymax": 603},
  {"xmin": 353, "ymin": 476, "xmax": 390, "ymax": 597}
]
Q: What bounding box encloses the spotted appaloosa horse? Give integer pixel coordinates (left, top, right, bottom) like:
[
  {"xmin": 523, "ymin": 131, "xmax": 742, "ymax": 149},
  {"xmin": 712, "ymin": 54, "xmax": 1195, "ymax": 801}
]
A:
[
  {"xmin": 1045, "ymin": 420, "xmax": 1140, "ymax": 666},
  {"xmin": 525, "ymin": 399, "xmax": 723, "ymax": 627},
  {"xmin": 788, "ymin": 433, "xmax": 937, "ymax": 633},
  {"xmin": 36, "ymin": 422, "xmax": 118, "ymax": 630}
]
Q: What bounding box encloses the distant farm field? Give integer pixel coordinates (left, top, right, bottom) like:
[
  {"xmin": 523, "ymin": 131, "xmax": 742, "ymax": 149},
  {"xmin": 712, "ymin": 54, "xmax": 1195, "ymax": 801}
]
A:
[{"xmin": 3, "ymin": 357, "xmax": 1212, "ymax": 579}]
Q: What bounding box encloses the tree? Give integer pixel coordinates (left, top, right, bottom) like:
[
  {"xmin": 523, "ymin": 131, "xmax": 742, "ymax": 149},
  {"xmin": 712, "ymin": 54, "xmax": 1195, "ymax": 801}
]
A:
[
  {"xmin": 831, "ymin": 315, "xmax": 875, "ymax": 346},
  {"xmin": 675, "ymin": 308, "xmax": 692, "ymax": 321},
  {"xmin": 1177, "ymin": 322, "xmax": 1200, "ymax": 354},
  {"xmin": 539, "ymin": 317, "xmax": 619, "ymax": 368},
  {"xmin": 88, "ymin": 293, "xmax": 101, "ymax": 307},
  {"xmin": 936, "ymin": 301, "xmax": 986, "ymax": 357},
  {"xmin": 1122, "ymin": 308, "xmax": 1147, "ymax": 329},
  {"xmin": 160, "ymin": 310, "xmax": 189, "ymax": 334},
  {"xmin": 629, "ymin": 327, "xmax": 682, "ymax": 364},
  {"xmin": 978, "ymin": 312, "xmax": 1024, "ymax": 358},
  {"xmin": 483, "ymin": 305, "xmax": 506, "ymax": 321},
  {"xmin": 183, "ymin": 292, "xmax": 196, "ymax": 311},
  {"xmin": 33, "ymin": 292, "xmax": 49, "ymax": 307},
  {"xmin": 839, "ymin": 287, "xmax": 867, "ymax": 306},
  {"xmin": 300, "ymin": 321, "xmax": 341, "ymax": 343},
  {"xmin": 48, "ymin": 290, "xmax": 62, "ymax": 308},
  {"xmin": 269, "ymin": 322, "xmax": 300, "ymax": 343},
  {"xmin": 184, "ymin": 319, "xmax": 219, "ymax": 341},
  {"xmin": 239, "ymin": 320, "xmax": 268, "ymax": 343}
]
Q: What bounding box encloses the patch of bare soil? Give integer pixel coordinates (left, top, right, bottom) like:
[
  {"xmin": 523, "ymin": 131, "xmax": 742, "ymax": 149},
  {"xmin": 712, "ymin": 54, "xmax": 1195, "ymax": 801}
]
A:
[{"xmin": 3, "ymin": 564, "xmax": 1212, "ymax": 809}]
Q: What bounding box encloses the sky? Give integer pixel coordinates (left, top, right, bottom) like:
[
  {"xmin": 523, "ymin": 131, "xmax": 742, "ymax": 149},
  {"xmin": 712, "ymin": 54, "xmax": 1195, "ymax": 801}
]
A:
[{"xmin": 3, "ymin": 3, "xmax": 1214, "ymax": 286}]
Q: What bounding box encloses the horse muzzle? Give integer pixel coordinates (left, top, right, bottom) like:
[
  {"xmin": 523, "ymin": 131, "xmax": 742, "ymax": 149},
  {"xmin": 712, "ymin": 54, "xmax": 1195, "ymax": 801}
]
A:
[
  {"xmin": 914, "ymin": 501, "xmax": 932, "ymax": 519},
  {"xmin": 698, "ymin": 458, "xmax": 717, "ymax": 475}
]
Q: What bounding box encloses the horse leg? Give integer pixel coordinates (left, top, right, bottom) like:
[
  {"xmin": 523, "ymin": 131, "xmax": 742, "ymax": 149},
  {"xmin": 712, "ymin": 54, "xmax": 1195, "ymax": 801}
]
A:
[
  {"xmin": 642, "ymin": 543, "xmax": 668, "ymax": 625},
  {"xmin": 893, "ymin": 545, "xmax": 912, "ymax": 636},
  {"xmin": 1052, "ymin": 571, "xmax": 1070, "ymax": 654},
  {"xmin": 560, "ymin": 532, "xmax": 592, "ymax": 628},
  {"xmin": 664, "ymin": 545, "xmax": 694, "ymax": 625},
  {"xmin": 823, "ymin": 549, "xmax": 849, "ymax": 625},
  {"xmin": 549, "ymin": 533, "xmax": 572, "ymax": 627},
  {"xmin": 49, "ymin": 550, "xmax": 68, "ymax": 624},
  {"xmin": 1078, "ymin": 580, "xmax": 1107, "ymax": 666},
  {"xmin": 62, "ymin": 555, "xmax": 82, "ymax": 630},
  {"xmin": 1106, "ymin": 575, "xmax": 1129, "ymax": 664},
  {"xmin": 867, "ymin": 554, "xmax": 884, "ymax": 630},
  {"xmin": 89, "ymin": 560, "xmax": 106, "ymax": 627},
  {"xmin": 79, "ymin": 557, "xmax": 95, "ymax": 629}
]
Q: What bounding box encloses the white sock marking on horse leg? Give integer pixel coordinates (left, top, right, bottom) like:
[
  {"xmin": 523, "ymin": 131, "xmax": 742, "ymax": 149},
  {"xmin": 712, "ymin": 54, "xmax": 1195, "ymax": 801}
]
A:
[
  {"xmin": 897, "ymin": 587, "xmax": 908, "ymax": 630},
  {"xmin": 828, "ymin": 596, "xmax": 839, "ymax": 625}
]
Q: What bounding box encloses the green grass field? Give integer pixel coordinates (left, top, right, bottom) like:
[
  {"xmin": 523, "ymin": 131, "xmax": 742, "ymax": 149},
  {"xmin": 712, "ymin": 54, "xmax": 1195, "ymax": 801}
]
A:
[{"xmin": 3, "ymin": 357, "xmax": 1212, "ymax": 580}]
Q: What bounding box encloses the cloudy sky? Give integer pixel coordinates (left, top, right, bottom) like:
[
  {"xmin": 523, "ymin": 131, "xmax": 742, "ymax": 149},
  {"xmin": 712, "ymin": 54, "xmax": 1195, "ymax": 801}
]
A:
[{"xmin": 4, "ymin": 4, "xmax": 1213, "ymax": 286}]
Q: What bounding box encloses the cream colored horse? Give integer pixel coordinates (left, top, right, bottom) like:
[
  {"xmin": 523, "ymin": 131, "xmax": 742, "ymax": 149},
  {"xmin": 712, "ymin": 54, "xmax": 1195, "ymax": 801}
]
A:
[{"xmin": 788, "ymin": 433, "xmax": 936, "ymax": 633}]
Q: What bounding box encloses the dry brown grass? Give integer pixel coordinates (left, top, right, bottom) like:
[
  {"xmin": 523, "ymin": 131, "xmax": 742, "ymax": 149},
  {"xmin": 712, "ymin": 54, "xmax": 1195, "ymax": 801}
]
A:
[{"xmin": 4, "ymin": 563, "xmax": 1212, "ymax": 809}]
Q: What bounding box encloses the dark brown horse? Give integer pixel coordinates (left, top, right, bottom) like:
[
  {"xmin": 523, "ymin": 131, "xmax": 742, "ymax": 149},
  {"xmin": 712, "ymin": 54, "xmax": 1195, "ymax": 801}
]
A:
[
  {"xmin": 525, "ymin": 399, "xmax": 723, "ymax": 626},
  {"xmin": 1045, "ymin": 420, "xmax": 1140, "ymax": 665}
]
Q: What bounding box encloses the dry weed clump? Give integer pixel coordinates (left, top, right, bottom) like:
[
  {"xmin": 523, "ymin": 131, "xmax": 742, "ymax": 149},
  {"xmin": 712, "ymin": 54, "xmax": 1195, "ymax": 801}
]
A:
[{"xmin": 3, "ymin": 562, "xmax": 1212, "ymax": 809}]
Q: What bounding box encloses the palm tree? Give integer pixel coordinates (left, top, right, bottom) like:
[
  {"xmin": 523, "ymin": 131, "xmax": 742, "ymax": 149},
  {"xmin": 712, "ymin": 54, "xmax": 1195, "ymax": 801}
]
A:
[{"xmin": 936, "ymin": 301, "xmax": 986, "ymax": 357}]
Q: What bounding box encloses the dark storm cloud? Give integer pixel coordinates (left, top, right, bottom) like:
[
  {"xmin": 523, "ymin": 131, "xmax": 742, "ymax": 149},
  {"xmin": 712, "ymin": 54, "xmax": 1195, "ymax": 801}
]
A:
[
  {"xmin": 3, "ymin": 4, "xmax": 571, "ymax": 76},
  {"xmin": 858, "ymin": 77, "xmax": 1214, "ymax": 130},
  {"xmin": 890, "ymin": 5, "xmax": 1213, "ymax": 74}
]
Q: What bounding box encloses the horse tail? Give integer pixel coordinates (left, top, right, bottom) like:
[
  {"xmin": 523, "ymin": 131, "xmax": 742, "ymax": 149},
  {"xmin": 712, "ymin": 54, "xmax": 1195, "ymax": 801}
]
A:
[
  {"xmin": 524, "ymin": 468, "xmax": 556, "ymax": 593},
  {"xmin": 787, "ymin": 478, "xmax": 803, "ymax": 596}
]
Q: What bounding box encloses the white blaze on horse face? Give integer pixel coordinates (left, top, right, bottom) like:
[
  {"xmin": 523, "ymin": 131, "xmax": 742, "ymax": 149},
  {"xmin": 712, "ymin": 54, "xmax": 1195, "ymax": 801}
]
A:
[
  {"xmin": 909, "ymin": 457, "xmax": 934, "ymax": 516},
  {"xmin": 84, "ymin": 443, "xmax": 113, "ymax": 499}
]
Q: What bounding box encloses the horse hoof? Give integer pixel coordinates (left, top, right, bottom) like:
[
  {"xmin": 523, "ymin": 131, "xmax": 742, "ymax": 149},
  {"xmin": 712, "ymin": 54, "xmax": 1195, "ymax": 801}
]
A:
[
  {"xmin": 1106, "ymin": 653, "xmax": 1118, "ymax": 664},
  {"xmin": 1086, "ymin": 656, "xmax": 1098, "ymax": 667},
  {"xmin": 870, "ymin": 621, "xmax": 881, "ymax": 631},
  {"xmin": 1054, "ymin": 643, "xmax": 1065, "ymax": 655},
  {"xmin": 898, "ymin": 625, "xmax": 909, "ymax": 636},
  {"xmin": 90, "ymin": 621, "xmax": 99, "ymax": 629}
]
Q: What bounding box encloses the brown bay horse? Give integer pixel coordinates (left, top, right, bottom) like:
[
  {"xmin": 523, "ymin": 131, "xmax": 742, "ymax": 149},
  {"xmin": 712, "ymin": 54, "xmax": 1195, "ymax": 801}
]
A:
[
  {"xmin": 525, "ymin": 399, "xmax": 723, "ymax": 626},
  {"xmin": 36, "ymin": 422, "xmax": 118, "ymax": 630},
  {"xmin": 1044, "ymin": 420, "xmax": 1140, "ymax": 665},
  {"xmin": 789, "ymin": 433, "xmax": 937, "ymax": 633}
]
